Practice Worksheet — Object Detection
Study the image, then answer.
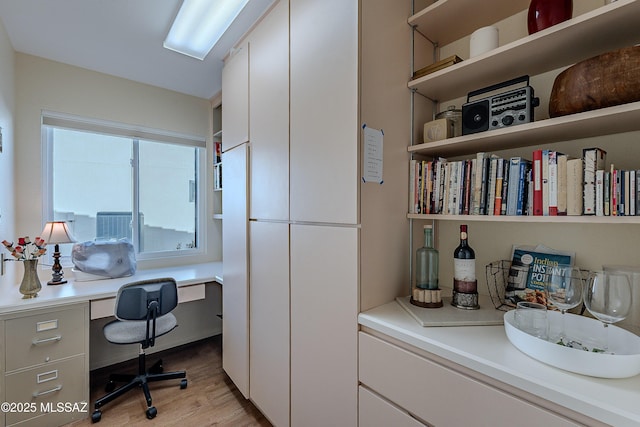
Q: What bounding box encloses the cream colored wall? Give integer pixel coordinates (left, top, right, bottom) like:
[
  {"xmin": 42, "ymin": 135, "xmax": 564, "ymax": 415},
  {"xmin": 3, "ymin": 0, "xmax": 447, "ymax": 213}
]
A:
[
  {"xmin": 14, "ymin": 53, "xmax": 218, "ymax": 269},
  {"xmin": 410, "ymin": 0, "xmax": 640, "ymax": 305},
  {"xmin": 359, "ymin": 0, "xmax": 412, "ymax": 311},
  {"xmin": 0, "ymin": 19, "xmax": 16, "ymax": 286}
]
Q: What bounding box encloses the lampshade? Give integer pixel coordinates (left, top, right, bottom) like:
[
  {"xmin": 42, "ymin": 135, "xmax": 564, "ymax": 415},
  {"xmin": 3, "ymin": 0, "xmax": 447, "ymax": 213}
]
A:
[
  {"xmin": 40, "ymin": 221, "xmax": 75, "ymax": 245},
  {"xmin": 163, "ymin": 0, "xmax": 250, "ymax": 60}
]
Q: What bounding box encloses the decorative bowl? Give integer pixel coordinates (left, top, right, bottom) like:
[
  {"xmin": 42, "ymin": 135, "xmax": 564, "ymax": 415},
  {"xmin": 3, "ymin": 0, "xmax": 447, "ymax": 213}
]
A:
[{"xmin": 504, "ymin": 310, "xmax": 640, "ymax": 378}]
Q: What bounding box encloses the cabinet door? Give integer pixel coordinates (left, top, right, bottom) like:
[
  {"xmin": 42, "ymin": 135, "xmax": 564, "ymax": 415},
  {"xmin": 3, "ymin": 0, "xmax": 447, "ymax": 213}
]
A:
[
  {"xmin": 359, "ymin": 387, "xmax": 426, "ymax": 427},
  {"xmin": 290, "ymin": 0, "xmax": 359, "ymax": 224},
  {"xmin": 222, "ymin": 143, "xmax": 249, "ymax": 397},
  {"xmin": 290, "ymin": 224, "xmax": 358, "ymax": 427},
  {"xmin": 250, "ymin": 221, "xmax": 290, "ymax": 427},
  {"xmin": 222, "ymin": 42, "xmax": 249, "ymax": 151},
  {"xmin": 249, "ymin": 0, "xmax": 289, "ymax": 221}
]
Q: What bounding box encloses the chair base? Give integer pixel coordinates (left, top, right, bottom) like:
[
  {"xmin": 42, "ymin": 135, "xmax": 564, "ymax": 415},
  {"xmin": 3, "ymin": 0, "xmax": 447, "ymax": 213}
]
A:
[{"xmin": 91, "ymin": 352, "xmax": 187, "ymax": 423}]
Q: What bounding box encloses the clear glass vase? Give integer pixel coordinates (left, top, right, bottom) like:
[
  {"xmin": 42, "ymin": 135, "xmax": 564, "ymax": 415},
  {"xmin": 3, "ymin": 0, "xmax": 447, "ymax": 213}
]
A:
[{"xmin": 19, "ymin": 259, "xmax": 42, "ymax": 299}]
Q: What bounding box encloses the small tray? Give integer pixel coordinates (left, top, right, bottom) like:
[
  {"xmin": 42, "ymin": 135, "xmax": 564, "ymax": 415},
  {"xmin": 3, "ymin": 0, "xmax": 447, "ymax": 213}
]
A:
[{"xmin": 504, "ymin": 310, "xmax": 640, "ymax": 378}]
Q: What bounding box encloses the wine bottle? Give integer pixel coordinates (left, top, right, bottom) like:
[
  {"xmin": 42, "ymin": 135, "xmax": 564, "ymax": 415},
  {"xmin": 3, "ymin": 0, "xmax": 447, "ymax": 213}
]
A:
[
  {"xmin": 453, "ymin": 224, "xmax": 476, "ymax": 294},
  {"xmin": 415, "ymin": 225, "xmax": 438, "ymax": 290}
]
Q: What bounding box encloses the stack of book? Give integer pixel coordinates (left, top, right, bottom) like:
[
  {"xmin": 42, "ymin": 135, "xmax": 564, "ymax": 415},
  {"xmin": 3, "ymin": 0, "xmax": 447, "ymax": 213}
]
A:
[{"xmin": 409, "ymin": 147, "xmax": 640, "ymax": 217}]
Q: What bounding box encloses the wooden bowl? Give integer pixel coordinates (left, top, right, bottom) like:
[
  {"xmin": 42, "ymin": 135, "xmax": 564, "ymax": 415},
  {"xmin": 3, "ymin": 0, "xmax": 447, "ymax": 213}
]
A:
[{"xmin": 549, "ymin": 46, "xmax": 640, "ymax": 118}]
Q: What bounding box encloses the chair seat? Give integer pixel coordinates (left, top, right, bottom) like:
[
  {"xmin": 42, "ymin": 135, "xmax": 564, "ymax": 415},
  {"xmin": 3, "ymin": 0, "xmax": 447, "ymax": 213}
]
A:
[{"xmin": 104, "ymin": 313, "xmax": 177, "ymax": 345}]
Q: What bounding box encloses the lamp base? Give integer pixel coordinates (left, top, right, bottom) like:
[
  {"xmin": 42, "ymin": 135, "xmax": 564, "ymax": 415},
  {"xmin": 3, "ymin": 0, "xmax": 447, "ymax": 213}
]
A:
[{"xmin": 47, "ymin": 279, "xmax": 67, "ymax": 286}]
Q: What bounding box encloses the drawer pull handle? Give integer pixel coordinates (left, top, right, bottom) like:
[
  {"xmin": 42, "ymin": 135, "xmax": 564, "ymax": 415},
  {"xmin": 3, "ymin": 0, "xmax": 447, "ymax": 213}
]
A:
[
  {"xmin": 33, "ymin": 385, "xmax": 62, "ymax": 398},
  {"xmin": 32, "ymin": 335, "xmax": 62, "ymax": 345}
]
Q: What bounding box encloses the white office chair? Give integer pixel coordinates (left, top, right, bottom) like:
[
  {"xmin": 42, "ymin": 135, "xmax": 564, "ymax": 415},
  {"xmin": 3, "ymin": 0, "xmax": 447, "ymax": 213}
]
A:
[{"xmin": 91, "ymin": 278, "xmax": 187, "ymax": 423}]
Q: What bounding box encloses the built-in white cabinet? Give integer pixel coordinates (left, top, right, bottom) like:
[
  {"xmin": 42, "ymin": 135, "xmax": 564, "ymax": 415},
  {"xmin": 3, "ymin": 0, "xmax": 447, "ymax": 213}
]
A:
[
  {"xmin": 359, "ymin": 386, "xmax": 426, "ymax": 427},
  {"xmin": 290, "ymin": 224, "xmax": 358, "ymax": 427},
  {"xmin": 359, "ymin": 332, "xmax": 585, "ymax": 426},
  {"xmin": 249, "ymin": 0, "xmax": 289, "ymax": 221},
  {"xmin": 289, "ymin": 0, "xmax": 359, "ymax": 225},
  {"xmin": 249, "ymin": 221, "xmax": 290, "ymax": 427},
  {"xmin": 221, "ymin": 142, "xmax": 249, "ymax": 398},
  {"xmin": 221, "ymin": 42, "xmax": 249, "ymax": 152},
  {"xmin": 221, "ymin": 0, "xmax": 410, "ymax": 425}
]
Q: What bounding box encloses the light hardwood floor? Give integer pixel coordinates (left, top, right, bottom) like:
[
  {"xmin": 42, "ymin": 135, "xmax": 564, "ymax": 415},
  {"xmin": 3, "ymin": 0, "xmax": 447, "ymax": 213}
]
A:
[{"xmin": 65, "ymin": 335, "xmax": 272, "ymax": 427}]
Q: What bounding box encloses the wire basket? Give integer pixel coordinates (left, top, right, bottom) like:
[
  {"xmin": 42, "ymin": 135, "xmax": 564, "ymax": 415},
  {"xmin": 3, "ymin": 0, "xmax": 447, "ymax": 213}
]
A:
[
  {"xmin": 485, "ymin": 260, "xmax": 512, "ymax": 311},
  {"xmin": 486, "ymin": 260, "xmax": 590, "ymax": 313}
]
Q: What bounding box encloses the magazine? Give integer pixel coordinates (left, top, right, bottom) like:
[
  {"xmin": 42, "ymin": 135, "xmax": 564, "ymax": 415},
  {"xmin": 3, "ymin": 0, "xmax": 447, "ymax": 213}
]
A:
[{"xmin": 505, "ymin": 244, "xmax": 574, "ymax": 308}]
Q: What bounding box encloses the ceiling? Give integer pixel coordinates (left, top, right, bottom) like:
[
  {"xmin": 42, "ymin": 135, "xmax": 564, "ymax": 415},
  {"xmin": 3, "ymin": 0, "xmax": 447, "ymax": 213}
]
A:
[{"xmin": 0, "ymin": 0, "xmax": 274, "ymax": 100}]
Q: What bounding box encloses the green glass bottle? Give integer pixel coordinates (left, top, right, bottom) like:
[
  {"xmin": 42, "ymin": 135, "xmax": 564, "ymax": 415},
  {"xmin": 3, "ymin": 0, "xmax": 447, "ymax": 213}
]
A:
[{"xmin": 415, "ymin": 225, "xmax": 439, "ymax": 290}]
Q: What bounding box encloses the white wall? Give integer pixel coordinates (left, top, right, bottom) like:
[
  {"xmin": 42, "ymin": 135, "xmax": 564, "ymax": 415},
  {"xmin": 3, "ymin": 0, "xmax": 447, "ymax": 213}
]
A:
[
  {"xmin": 14, "ymin": 54, "xmax": 218, "ymax": 269},
  {"xmin": 0, "ymin": 18, "xmax": 16, "ymax": 286}
]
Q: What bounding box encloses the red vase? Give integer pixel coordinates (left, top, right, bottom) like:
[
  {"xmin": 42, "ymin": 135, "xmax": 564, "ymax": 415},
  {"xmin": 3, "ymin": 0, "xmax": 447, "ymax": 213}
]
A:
[{"xmin": 527, "ymin": 0, "xmax": 573, "ymax": 34}]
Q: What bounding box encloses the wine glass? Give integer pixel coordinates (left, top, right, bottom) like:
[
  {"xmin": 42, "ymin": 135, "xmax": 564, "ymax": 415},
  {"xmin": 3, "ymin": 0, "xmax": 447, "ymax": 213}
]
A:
[
  {"xmin": 584, "ymin": 271, "xmax": 632, "ymax": 353},
  {"xmin": 545, "ymin": 266, "xmax": 585, "ymax": 345}
]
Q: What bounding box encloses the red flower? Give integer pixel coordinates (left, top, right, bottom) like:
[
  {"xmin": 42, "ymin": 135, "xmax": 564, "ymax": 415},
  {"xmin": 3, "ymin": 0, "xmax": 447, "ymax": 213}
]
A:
[{"xmin": 2, "ymin": 235, "xmax": 47, "ymax": 260}]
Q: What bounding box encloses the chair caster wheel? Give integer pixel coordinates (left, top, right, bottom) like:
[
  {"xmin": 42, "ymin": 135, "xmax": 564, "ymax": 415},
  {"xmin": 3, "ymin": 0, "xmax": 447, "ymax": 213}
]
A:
[
  {"xmin": 105, "ymin": 381, "xmax": 116, "ymax": 392},
  {"xmin": 180, "ymin": 379, "xmax": 188, "ymax": 389},
  {"xmin": 91, "ymin": 410, "xmax": 102, "ymax": 423},
  {"xmin": 146, "ymin": 406, "xmax": 157, "ymax": 419}
]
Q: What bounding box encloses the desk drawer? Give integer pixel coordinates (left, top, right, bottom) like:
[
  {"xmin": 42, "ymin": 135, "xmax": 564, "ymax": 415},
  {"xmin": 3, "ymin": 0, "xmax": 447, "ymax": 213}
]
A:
[
  {"xmin": 359, "ymin": 332, "xmax": 580, "ymax": 427},
  {"xmin": 5, "ymin": 355, "xmax": 87, "ymax": 426},
  {"xmin": 5, "ymin": 306, "xmax": 86, "ymax": 372},
  {"xmin": 90, "ymin": 283, "xmax": 206, "ymax": 319}
]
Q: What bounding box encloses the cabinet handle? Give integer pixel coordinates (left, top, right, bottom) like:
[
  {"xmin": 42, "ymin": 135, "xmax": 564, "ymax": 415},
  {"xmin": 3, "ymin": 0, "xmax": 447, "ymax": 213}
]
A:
[
  {"xmin": 32, "ymin": 335, "xmax": 62, "ymax": 345},
  {"xmin": 32, "ymin": 385, "xmax": 62, "ymax": 398}
]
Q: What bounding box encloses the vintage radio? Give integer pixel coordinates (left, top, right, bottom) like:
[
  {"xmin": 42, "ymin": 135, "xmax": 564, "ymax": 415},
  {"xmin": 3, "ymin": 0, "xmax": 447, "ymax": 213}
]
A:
[{"xmin": 462, "ymin": 75, "xmax": 540, "ymax": 135}]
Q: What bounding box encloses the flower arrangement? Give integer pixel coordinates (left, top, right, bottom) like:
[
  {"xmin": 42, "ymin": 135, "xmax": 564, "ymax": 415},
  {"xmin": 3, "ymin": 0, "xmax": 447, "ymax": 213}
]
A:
[{"xmin": 2, "ymin": 236, "xmax": 47, "ymax": 261}]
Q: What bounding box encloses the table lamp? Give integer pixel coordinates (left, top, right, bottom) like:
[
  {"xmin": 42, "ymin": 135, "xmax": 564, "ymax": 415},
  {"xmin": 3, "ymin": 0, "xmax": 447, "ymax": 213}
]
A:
[{"xmin": 40, "ymin": 221, "xmax": 75, "ymax": 285}]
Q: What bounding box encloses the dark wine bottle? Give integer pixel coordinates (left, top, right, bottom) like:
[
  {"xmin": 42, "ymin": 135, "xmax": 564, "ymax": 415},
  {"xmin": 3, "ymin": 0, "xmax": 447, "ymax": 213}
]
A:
[{"xmin": 453, "ymin": 224, "xmax": 476, "ymax": 294}]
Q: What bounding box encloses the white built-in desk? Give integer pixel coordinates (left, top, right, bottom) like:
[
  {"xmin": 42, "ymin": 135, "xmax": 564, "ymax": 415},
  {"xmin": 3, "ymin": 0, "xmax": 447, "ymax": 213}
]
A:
[
  {"xmin": 0, "ymin": 262, "xmax": 223, "ymax": 315},
  {"xmin": 0, "ymin": 262, "xmax": 222, "ymax": 427}
]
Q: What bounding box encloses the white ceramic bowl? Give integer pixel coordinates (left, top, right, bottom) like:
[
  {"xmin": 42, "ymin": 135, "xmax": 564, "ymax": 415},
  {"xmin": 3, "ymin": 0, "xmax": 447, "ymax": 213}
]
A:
[{"xmin": 504, "ymin": 310, "xmax": 640, "ymax": 378}]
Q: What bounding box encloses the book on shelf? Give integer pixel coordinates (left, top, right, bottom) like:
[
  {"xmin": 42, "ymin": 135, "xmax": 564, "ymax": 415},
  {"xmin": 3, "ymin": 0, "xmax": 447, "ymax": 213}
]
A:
[
  {"xmin": 632, "ymin": 170, "xmax": 637, "ymax": 216},
  {"xmin": 596, "ymin": 169, "xmax": 604, "ymax": 216},
  {"xmin": 506, "ymin": 157, "xmax": 521, "ymax": 216},
  {"xmin": 548, "ymin": 150, "xmax": 560, "ymax": 216},
  {"xmin": 487, "ymin": 156, "xmax": 498, "ymax": 216},
  {"xmin": 214, "ymin": 141, "xmax": 222, "ymax": 164},
  {"xmin": 493, "ymin": 158, "xmax": 504, "ymax": 216},
  {"xmin": 557, "ymin": 153, "xmax": 568, "ymax": 215},
  {"xmin": 532, "ymin": 149, "xmax": 543, "ymax": 216},
  {"xmin": 500, "ymin": 158, "xmax": 509, "ymax": 216},
  {"xmin": 214, "ymin": 163, "xmax": 222, "ymax": 190},
  {"xmin": 408, "ymin": 148, "xmax": 639, "ymax": 218},
  {"xmin": 604, "ymin": 171, "xmax": 611, "ymax": 216},
  {"xmin": 541, "ymin": 149, "xmax": 550, "ymax": 216},
  {"xmin": 582, "ymin": 147, "xmax": 606, "ymax": 215},
  {"xmin": 411, "ymin": 55, "xmax": 463, "ymax": 80}
]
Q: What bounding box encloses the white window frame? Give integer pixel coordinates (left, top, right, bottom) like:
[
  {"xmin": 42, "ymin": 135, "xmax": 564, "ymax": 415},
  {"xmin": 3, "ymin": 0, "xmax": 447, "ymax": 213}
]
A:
[{"xmin": 41, "ymin": 110, "xmax": 208, "ymax": 262}]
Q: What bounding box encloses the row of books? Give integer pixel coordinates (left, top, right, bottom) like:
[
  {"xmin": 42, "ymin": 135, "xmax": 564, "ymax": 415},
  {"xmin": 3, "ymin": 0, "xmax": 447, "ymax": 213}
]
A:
[{"xmin": 409, "ymin": 148, "xmax": 640, "ymax": 217}]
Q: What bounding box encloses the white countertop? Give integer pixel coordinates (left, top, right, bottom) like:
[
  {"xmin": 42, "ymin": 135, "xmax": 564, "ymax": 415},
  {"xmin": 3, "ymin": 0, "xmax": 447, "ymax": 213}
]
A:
[
  {"xmin": 359, "ymin": 299, "xmax": 640, "ymax": 427},
  {"xmin": 0, "ymin": 261, "xmax": 222, "ymax": 314}
]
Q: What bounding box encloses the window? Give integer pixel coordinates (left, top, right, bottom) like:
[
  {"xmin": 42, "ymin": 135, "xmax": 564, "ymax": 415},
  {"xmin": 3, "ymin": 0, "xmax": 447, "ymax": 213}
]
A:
[{"xmin": 42, "ymin": 112, "xmax": 206, "ymax": 260}]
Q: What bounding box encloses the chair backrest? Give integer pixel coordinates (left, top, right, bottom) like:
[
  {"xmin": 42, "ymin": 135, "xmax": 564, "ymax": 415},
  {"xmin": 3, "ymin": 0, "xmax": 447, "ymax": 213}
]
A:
[{"xmin": 114, "ymin": 278, "xmax": 178, "ymax": 321}]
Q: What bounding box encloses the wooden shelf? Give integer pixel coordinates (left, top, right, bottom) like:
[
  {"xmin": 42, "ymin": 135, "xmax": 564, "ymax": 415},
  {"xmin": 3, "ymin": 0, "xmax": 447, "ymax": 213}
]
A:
[
  {"xmin": 407, "ymin": 213, "xmax": 640, "ymax": 224},
  {"xmin": 408, "ymin": 101, "xmax": 640, "ymax": 157},
  {"xmin": 408, "ymin": 0, "xmax": 640, "ymax": 102},
  {"xmin": 408, "ymin": 0, "xmax": 529, "ymax": 46}
]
